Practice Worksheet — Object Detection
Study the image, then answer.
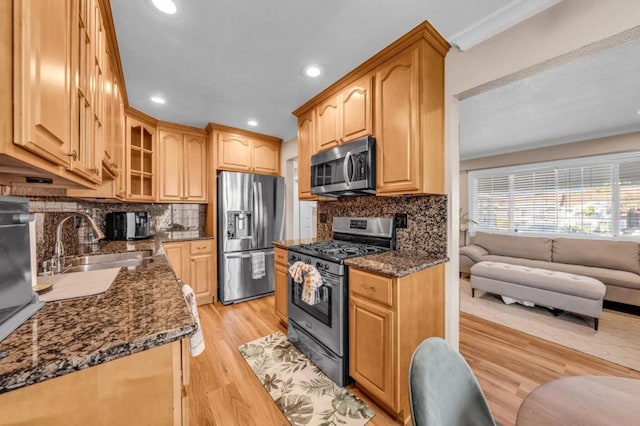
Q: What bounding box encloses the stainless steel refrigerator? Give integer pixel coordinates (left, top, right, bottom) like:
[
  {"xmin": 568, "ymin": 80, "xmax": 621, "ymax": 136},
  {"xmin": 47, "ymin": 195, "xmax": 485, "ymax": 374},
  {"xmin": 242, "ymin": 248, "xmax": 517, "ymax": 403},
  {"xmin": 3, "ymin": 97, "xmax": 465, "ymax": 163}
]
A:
[{"xmin": 217, "ymin": 171, "xmax": 285, "ymax": 304}]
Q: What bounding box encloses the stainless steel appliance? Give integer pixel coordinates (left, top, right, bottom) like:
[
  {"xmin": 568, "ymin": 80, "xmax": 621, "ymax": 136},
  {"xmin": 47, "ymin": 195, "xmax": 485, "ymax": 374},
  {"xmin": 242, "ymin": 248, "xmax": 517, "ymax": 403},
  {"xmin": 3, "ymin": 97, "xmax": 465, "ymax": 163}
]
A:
[
  {"xmin": 0, "ymin": 196, "xmax": 44, "ymax": 342},
  {"xmin": 311, "ymin": 136, "xmax": 376, "ymax": 197},
  {"xmin": 287, "ymin": 217, "xmax": 395, "ymax": 386},
  {"xmin": 105, "ymin": 211, "xmax": 151, "ymax": 240},
  {"xmin": 218, "ymin": 171, "xmax": 285, "ymax": 304}
]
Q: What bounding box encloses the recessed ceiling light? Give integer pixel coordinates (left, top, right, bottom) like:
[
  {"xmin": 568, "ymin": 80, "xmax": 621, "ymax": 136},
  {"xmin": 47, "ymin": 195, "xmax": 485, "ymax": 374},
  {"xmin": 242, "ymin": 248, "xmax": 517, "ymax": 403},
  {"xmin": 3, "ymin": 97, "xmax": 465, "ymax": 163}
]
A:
[
  {"xmin": 303, "ymin": 65, "xmax": 322, "ymax": 78},
  {"xmin": 152, "ymin": 0, "xmax": 177, "ymax": 15},
  {"xmin": 247, "ymin": 120, "xmax": 258, "ymax": 127},
  {"xmin": 150, "ymin": 96, "xmax": 166, "ymax": 104}
]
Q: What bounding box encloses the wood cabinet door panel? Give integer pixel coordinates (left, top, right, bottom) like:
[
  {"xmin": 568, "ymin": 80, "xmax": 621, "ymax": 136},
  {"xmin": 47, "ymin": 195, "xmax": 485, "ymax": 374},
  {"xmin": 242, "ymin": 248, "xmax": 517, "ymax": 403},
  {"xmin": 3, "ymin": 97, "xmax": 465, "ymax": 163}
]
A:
[
  {"xmin": 275, "ymin": 263, "xmax": 288, "ymax": 324},
  {"xmin": 164, "ymin": 242, "xmax": 189, "ymax": 282},
  {"xmin": 375, "ymin": 47, "xmax": 420, "ymax": 194},
  {"xmin": 341, "ymin": 75, "xmax": 373, "ymax": 143},
  {"xmin": 159, "ymin": 130, "xmax": 184, "ymax": 201},
  {"xmin": 252, "ymin": 140, "xmax": 280, "ymax": 175},
  {"xmin": 14, "ymin": 0, "xmax": 72, "ymax": 167},
  {"xmin": 316, "ymin": 97, "xmax": 340, "ymax": 151},
  {"xmin": 297, "ymin": 110, "xmax": 317, "ymax": 200},
  {"xmin": 349, "ymin": 295, "xmax": 396, "ymax": 409},
  {"xmin": 184, "ymin": 135, "xmax": 207, "ymax": 201},
  {"xmin": 217, "ymin": 132, "xmax": 251, "ymax": 171},
  {"xmin": 190, "ymin": 255, "xmax": 212, "ymax": 297}
]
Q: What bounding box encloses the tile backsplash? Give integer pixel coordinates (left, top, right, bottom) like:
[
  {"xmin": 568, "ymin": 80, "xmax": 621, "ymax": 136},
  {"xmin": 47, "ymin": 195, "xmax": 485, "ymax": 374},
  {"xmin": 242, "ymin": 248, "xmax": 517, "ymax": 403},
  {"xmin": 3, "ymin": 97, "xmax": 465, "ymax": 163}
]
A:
[
  {"xmin": 3, "ymin": 185, "xmax": 206, "ymax": 266},
  {"xmin": 317, "ymin": 195, "xmax": 447, "ymax": 258}
]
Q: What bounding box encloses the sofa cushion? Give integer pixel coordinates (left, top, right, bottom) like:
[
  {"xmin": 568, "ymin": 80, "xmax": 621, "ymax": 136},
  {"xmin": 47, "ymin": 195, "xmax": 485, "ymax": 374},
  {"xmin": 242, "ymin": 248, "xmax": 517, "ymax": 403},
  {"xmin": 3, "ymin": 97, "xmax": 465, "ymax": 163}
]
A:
[
  {"xmin": 553, "ymin": 238, "xmax": 640, "ymax": 275},
  {"xmin": 474, "ymin": 232, "xmax": 552, "ymax": 261},
  {"xmin": 459, "ymin": 245, "xmax": 489, "ymax": 263}
]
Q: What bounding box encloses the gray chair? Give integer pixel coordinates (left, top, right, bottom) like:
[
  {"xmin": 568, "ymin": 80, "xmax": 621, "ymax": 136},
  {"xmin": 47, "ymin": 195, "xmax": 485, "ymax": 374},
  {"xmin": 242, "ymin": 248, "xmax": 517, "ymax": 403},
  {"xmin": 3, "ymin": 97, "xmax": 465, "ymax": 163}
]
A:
[{"xmin": 408, "ymin": 337, "xmax": 497, "ymax": 426}]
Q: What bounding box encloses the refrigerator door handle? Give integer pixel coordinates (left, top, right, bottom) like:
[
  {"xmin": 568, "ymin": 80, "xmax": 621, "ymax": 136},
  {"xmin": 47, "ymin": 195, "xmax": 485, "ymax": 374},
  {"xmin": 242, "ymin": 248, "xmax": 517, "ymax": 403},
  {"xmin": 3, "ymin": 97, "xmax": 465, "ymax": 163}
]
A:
[
  {"xmin": 252, "ymin": 181, "xmax": 258, "ymax": 247},
  {"xmin": 258, "ymin": 181, "xmax": 264, "ymax": 247}
]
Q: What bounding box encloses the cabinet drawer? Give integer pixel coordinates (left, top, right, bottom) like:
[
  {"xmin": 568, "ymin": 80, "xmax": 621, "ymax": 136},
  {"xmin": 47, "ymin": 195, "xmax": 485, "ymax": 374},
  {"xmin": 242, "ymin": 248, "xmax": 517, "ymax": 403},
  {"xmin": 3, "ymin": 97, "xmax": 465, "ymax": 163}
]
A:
[
  {"xmin": 190, "ymin": 240, "xmax": 213, "ymax": 255},
  {"xmin": 350, "ymin": 268, "xmax": 393, "ymax": 307},
  {"xmin": 275, "ymin": 247, "xmax": 287, "ymax": 265}
]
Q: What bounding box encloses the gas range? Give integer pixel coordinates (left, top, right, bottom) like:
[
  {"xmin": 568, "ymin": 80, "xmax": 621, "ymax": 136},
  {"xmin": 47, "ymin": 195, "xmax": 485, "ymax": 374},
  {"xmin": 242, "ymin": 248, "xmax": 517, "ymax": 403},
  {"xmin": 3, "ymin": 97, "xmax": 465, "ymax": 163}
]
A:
[
  {"xmin": 289, "ymin": 240, "xmax": 389, "ymax": 262},
  {"xmin": 287, "ymin": 217, "xmax": 396, "ymax": 275},
  {"xmin": 287, "ymin": 216, "xmax": 396, "ymax": 387}
]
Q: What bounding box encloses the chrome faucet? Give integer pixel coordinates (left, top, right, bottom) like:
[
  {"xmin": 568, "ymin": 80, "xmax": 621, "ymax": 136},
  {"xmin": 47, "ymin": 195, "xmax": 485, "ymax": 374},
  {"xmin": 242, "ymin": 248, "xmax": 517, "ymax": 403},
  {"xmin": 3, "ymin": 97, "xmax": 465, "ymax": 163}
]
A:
[{"xmin": 52, "ymin": 212, "xmax": 106, "ymax": 261}]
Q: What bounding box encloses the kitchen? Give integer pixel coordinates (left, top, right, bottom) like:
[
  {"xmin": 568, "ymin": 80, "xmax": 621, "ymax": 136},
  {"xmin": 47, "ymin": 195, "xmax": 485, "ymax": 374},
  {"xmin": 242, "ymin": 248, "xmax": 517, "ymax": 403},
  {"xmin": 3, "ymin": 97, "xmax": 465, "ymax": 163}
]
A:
[
  {"xmin": 0, "ymin": 0, "xmax": 450, "ymax": 422},
  {"xmin": 2, "ymin": 1, "xmax": 636, "ymax": 425}
]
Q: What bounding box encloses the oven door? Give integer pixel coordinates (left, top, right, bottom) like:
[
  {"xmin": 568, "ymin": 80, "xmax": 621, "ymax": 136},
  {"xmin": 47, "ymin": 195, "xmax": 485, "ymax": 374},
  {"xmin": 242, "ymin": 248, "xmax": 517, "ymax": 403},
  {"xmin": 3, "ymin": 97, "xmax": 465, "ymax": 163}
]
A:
[{"xmin": 288, "ymin": 268, "xmax": 345, "ymax": 356}]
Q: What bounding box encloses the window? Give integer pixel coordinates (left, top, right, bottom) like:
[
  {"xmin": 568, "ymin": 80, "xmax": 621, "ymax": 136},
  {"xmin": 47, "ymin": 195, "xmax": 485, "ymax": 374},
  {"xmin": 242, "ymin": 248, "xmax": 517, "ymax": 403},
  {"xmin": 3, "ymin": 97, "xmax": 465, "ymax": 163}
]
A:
[{"xmin": 469, "ymin": 152, "xmax": 640, "ymax": 239}]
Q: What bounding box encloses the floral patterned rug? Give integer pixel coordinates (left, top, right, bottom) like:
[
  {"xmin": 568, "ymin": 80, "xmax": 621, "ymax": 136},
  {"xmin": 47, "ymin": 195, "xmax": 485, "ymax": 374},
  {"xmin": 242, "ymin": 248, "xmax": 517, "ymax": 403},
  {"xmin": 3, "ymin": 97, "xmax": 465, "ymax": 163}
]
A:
[{"xmin": 238, "ymin": 332, "xmax": 375, "ymax": 426}]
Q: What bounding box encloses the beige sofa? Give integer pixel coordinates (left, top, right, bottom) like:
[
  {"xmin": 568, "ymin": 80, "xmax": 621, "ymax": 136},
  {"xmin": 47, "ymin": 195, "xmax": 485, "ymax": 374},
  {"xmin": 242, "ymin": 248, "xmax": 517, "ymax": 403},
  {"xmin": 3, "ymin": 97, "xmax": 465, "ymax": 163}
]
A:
[{"xmin": 460, "ymin": 232, "xmax": 640, "ymax": 307}]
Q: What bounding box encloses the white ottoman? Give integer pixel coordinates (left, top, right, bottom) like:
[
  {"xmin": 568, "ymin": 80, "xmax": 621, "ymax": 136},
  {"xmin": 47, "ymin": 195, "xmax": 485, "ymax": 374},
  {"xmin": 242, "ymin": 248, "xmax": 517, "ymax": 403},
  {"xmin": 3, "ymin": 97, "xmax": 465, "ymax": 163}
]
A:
[{"xmin": 470, "ymin": 261, "xmax": 606, "ymax": 330}]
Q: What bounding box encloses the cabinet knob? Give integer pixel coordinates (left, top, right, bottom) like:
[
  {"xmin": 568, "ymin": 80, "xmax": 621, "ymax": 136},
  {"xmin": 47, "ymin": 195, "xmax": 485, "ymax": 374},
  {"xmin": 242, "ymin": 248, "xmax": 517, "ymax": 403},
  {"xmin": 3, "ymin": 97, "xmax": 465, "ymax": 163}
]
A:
[{"xmin": 67, "ymin": 150, "xmax": 78, "ymax": 161}]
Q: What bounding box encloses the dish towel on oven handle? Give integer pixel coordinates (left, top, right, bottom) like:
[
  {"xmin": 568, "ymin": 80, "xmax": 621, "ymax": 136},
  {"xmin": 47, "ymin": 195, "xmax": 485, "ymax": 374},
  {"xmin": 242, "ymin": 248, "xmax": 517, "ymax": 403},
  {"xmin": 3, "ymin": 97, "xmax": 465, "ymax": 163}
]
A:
[
  {"xmin": 288, "ymin": 261, "xmax": 323, "ymax": 305},
  {"xmin": 181, "ymin": 283, "xmax": 205, "ymax": 357},
  {"xmin": 251, "ymin": 251, "xmax": 266, "ymax": 279}
]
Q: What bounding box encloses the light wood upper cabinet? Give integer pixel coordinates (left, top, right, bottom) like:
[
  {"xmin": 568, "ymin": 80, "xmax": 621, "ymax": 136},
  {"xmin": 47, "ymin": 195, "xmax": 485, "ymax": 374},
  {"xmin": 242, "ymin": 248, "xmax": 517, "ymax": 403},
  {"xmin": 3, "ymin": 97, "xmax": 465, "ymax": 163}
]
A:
[
  {"xmin": 340, "ymin": 75, "xmax": 373, "ymax": 143},
  {"xmin": 158, "ymin": 129, "xmax": 207, "ymax": 202},
  {"xmin": 184, "ymin": 135, "xmax": 207, "ymax": 201},
  {"xmin": 376, "ymin": 43, "xmax": 445, "ymax": 196},
  {"xmin": 215, "ymin": 130, "xmax": 281, "ymax": 176},
  {"xmin": 158, "ymin": 130, "xmax": 184, "ymax": 201},
  {"xmin": 252, "ymin": 139, "xmax": 281, "ymax": 175},
  {"xmin": 217, "ymin": 132, "xmax": 252, "ymax": 172},
  {"xmin": 12, "ymin": 0, "xmax": 73, "ymax": 168},
  {"xmin": 125, "ymin": 115, "xmax": 156, "ymax": 201},
  {"xmin": 316, "ymin": 97, "xmax": 340, "ymax": 152},
  {"xmin": 313, "ymin": 75, "xmax": 373, "ymax": 155},
  {"xmin": 348, "ymin": 265, "xmax": 445, "ymax": 424},
  {"xmin": 297, "ymin": 110, "xmax": 317, "ymax": 200},
  {"xmin": 375, "ymin": 46, "xmax": 420, "ymax": 195},
  {"xmin": 68, "ymin": 0, "xmax": 102, "ymax": 184},
  {"xmin": 293, "ymin": 23, "xmax": 448, "ymax": 196}
]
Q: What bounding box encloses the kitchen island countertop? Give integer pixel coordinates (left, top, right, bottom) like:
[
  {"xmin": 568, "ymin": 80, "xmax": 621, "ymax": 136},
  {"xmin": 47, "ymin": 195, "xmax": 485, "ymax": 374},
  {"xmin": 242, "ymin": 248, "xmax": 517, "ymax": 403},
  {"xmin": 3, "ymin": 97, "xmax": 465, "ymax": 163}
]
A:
[
  {"xmin": 0, "ymin": 238, "xmax": 197, "ymax": 394},
  {"xmin": 345, "ymin": 250, "xmax": 449, "ymax": 278}
]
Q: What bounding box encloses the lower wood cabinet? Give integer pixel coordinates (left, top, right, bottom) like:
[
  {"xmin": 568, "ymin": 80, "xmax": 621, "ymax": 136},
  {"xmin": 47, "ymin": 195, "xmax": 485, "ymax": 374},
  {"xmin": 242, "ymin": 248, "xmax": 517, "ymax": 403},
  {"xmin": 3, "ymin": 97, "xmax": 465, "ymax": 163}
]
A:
[
  {"xmin": 164, "ymin": 240, "xmax": 216, "ymax": 305},
  {"xmin": 274, "ymin": 247, "xmax": 288, "ymax": 325},
  {"xmin": 0, "ymin": 339, "xmax": 190, "ymax": 426},
  {"xmin": 349, "ymin": 264, "xmax": 445, "ymax": 424}
]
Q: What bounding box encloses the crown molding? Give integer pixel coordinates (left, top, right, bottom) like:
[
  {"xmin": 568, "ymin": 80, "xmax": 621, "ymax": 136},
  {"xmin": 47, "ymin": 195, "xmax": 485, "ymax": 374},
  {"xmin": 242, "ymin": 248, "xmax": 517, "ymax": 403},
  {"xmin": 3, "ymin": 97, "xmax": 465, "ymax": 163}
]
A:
[{"xmin": 448, "ymin": 0, "xmax": 561, "ymax": 51}]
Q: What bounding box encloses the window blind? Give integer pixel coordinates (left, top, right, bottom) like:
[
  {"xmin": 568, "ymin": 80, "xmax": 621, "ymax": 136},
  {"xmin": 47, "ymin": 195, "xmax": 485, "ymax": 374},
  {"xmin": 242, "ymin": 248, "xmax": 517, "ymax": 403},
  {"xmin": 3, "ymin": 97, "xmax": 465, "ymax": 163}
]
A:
[{"xmin": 469, "ymin": 152, "xmax": 640, "ymax": 239}]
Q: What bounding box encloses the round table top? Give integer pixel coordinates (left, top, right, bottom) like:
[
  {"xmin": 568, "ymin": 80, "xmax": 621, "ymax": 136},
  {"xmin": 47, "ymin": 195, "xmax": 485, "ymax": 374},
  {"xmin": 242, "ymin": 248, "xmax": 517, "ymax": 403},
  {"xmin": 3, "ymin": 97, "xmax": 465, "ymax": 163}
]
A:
[{"xmin": 516, "ymin": 376, "xmax": 640, "ymax": 426}]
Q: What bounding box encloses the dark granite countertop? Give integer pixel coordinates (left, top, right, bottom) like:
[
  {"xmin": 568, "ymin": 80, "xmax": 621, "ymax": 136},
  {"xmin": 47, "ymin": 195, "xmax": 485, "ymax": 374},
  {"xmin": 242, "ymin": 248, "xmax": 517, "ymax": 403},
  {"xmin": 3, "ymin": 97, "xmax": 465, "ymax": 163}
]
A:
[
  {"xmin": 272, "ymin": 238, "xmax": 323, "ymax": 249},
  {"xmin": 345, "ymin": 251, "xmax": 449, "ymax": 278},
  {"xmin": 0, "ymin": 240, "xmax": 196, "ymax": 394}
]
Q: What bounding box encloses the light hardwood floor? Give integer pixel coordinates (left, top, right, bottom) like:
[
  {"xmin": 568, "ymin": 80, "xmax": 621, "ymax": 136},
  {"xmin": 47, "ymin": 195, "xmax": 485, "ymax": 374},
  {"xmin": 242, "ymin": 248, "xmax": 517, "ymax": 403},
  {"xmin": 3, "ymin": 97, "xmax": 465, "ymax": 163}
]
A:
[{"xmin": 189, "ymin": 297, "xmax": 640, "ymax": 426}]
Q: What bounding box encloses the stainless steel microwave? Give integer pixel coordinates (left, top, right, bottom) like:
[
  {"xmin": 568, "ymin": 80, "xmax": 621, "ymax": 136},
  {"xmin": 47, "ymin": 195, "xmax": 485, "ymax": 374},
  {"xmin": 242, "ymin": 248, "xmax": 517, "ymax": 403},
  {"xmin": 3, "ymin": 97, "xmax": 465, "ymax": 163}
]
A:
[{"xmin": 310, "ymin": 136, "xmax": 375, "ymax": 197}]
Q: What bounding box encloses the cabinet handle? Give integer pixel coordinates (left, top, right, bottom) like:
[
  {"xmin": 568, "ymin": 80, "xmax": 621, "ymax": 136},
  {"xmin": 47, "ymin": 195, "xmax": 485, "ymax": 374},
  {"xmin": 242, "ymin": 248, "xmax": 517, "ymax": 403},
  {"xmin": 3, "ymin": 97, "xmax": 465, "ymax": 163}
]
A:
[
  {"xmin": 363, "ymin": 285, "xmax": 376, "ymax": 293},
  {"xmin": 91, "ymin": 168, "xmax": 99, "ymax": 175},
  {"xmin": 111, "ymin": 162, "xmax": 118, "ymax": 169},
  {"xmin": 67, "ymin": 150, "xmax": 78, "ymax": 161}
]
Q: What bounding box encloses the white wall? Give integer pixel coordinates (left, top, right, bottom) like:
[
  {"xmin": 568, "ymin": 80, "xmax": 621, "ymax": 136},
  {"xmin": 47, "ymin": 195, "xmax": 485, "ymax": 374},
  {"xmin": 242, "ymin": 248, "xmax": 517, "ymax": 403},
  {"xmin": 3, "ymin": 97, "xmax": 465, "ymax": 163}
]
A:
[
  {"xmin": 444, "ymin": 0, "xmax": 640, "ymax": 349},
  {"xmin": 281, "ymin": 137, "xmax": 298, "ymax": 240}
]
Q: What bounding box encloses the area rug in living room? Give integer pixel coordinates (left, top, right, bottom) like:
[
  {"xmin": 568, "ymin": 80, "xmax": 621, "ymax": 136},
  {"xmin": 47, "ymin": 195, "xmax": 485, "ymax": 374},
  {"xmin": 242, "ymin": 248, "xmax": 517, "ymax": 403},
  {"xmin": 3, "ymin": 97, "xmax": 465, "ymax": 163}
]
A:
[
  {"xmin": 460, "ymin": 279, "xmax": 640, "ymax": 371},
  {"xmin": 238, "ymin": 332, "xmax": 375, "ymax": 426}
]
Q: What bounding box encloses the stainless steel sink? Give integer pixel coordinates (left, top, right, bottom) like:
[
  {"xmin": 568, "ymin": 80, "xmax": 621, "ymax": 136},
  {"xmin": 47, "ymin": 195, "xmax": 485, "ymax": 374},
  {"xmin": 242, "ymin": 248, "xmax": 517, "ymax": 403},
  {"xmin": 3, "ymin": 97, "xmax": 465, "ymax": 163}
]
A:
[{"xmin": 63, "ymin": 250, "xmax": 153, "ymax": 273}]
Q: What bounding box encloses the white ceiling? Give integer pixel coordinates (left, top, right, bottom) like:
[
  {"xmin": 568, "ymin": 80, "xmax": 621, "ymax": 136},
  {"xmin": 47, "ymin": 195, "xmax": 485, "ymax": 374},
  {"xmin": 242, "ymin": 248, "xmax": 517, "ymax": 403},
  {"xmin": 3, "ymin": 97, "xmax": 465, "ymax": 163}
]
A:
[
  {"xmin": 460, "ymin": 37, "xmax": 640, "ymax": 160},
  {"xmin": 110, "ymin": 0, "xmax": 557, "ymax": 140}
]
